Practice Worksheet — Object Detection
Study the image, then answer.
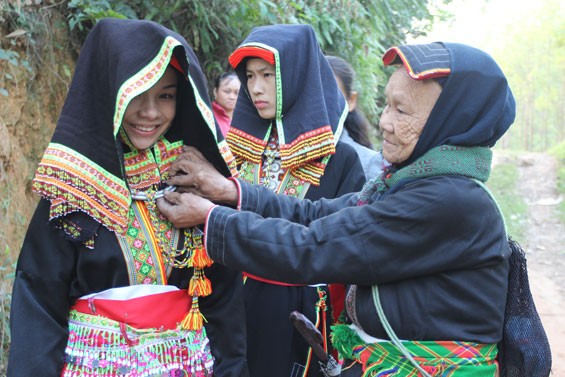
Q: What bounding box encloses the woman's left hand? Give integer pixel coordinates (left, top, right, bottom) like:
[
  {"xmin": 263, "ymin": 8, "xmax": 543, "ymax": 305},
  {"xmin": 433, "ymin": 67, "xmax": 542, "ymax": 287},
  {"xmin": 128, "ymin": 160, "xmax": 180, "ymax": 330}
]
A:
[{"xmin": 156, "ymin": 191, "xmax": 215, "ymax": 228}]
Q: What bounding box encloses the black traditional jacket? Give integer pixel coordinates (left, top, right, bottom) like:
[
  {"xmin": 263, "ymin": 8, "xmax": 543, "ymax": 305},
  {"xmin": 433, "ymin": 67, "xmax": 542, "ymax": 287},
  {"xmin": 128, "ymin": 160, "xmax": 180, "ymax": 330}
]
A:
[
  {"xmin": 8, "ymin": 18, "xmax": 247, "ymax": 377},
  {"xmin": 206, "ymin": 175, "xmax": 510, "ymax": 344}
]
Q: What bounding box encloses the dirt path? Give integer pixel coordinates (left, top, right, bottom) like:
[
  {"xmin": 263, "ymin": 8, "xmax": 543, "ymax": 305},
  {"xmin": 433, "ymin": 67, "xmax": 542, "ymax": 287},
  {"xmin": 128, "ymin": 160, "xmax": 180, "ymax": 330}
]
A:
[{"xmin": 496, "ymin": 151, "xmax": 565, "ymax": 375}]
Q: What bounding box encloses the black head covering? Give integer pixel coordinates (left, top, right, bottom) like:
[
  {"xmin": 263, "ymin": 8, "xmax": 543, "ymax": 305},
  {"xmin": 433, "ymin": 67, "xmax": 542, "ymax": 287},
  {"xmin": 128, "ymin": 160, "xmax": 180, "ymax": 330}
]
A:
[
  {"xmin": 226, "ymin": 24, "xmax": 347, "ymax": 173},
  {"xmin": 382, "ymin": 42, "xmax": 515, "ymax": 167},
  {"xmin": 32, "ymin": 18, "xmax": 236, "ymax": 237}
]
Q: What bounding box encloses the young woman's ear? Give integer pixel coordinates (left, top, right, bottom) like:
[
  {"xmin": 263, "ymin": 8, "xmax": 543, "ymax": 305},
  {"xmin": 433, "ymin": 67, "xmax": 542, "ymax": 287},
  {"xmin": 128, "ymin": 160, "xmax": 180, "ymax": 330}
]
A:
[{"xmin": 347, "ymin": 91, "xmax": 358, "ymax": 112}]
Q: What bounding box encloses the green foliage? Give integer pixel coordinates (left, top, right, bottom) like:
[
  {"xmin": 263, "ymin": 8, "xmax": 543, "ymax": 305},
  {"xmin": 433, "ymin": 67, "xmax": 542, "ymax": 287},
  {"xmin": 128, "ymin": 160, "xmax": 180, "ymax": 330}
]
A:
[
  {"xmin": 488, "ymin": 160, "xmax": 528, "ymax": 242},
  {"xmin": 490, "ymin": 0, "xmax": 565, "ymax": 152},
  {"xmin": 1, "ymin": 1, "xmax": 65, "ymax": 82},
  {"xmin": 67, "ymin": 0, "xmax": 131, "ymax": 31},
  {"xmin": 2, "ymin": 0, "xmax": 451, "ymax": 143},
  {"xmin": 59, "ymin": 0, "xmax": 448, "ymax": 141}
]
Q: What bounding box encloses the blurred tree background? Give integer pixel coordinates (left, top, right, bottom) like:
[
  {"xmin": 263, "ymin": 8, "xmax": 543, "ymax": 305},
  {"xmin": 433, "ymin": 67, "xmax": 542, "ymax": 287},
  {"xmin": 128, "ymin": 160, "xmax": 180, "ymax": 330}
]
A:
[
  {"xmin": 414, "ymin": 0, "xmax": 564, "ymax": 153},
  {"xmin": 1, "ymin": 0, "xmax": 451, "ymax": 143}
]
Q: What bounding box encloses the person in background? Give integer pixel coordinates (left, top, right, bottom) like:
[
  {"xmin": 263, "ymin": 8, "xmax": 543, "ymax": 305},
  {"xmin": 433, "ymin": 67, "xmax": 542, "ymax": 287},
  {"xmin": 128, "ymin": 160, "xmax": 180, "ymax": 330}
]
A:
[
  {"xmin": 326, "ymin": 55, "xmax": 388, "ymax": 181},
  {"xmin": 159, "ymin": 41, "xmax": 517, "ymax": 376},
  {"xmin": 212, "ymin": 71, "xmax": 241, "ymax": 137},
  {"xmin": 222, "ymin": 24, "xmax": 365, "ymax": 377},
  {"xmin": 8, "ymin": 18, "xmax": 248, "ymax": 377}
]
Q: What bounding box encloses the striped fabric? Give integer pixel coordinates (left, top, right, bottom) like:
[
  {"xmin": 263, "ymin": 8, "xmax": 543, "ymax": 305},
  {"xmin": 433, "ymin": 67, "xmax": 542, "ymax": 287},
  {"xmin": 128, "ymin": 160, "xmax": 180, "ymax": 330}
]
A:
[{"xmin": 332, "ymin": 324, "xmax": 498, "ymax": 376}]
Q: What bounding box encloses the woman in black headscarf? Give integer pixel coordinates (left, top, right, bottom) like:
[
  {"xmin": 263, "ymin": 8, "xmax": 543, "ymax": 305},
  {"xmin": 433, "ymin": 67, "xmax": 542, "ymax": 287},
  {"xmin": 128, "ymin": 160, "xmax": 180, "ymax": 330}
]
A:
[
  {"xmin": 8, "ymin": 18, "xmax": 248, "ymax": 377},
  {"xmin": 225, "ymin": 24, "xmax": 365, "ymax": 377},
  {"xmin": 158, "ymin": 42, "xmax": 516, "ymax": 376}
]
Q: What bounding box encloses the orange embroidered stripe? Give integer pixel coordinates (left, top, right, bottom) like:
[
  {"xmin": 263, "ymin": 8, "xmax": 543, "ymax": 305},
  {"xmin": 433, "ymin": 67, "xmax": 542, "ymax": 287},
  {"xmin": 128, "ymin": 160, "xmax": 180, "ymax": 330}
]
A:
[
  {"xmin": 281, "ymin": 129, "xmax": 335, "ymax": 154},
  {"xmin": 32, "ymin": 145, "xmax": 131, "ymax": 234},
  {"xmin": 387, "ymin": 47, "xmax": 451, "ymax": 80},
  {"xmin": 217, "ymin": 140, "xmax": 239, "ymax": 177},
  {"xmin": 227, "ymin": 131, "xmax": 266, "ymax": 161},
  {"xmin": 279, "ymin": 126, "xmax": 334, "ymax": 152},
  {"xmin": 40, "ymin": 147, "xmax": 130, "ymax": 198},
  {"xmin": 33, "ymin": 178, "xmax": 128, "ymax": 232},
  {"xmin": 280, "ymin": 144, "xmax": 335, "ymax": 169},
  {"xmin": 292, "ymin": 169, "xmax": 322, "ymax": 186},
  {"xmin": 34, "ymin": 176, "xmax": 127, "ymax": 217},
  {"xmin": 227, "ymin": 128, "xmax": 266, "ymax": 145},
  {"xmin": 136, "ymin": 202, "xmax": 168, "ymax": 282},
  {"xmin": 33, "ymin": 167, "xmax": 128, "ymax": 210}
]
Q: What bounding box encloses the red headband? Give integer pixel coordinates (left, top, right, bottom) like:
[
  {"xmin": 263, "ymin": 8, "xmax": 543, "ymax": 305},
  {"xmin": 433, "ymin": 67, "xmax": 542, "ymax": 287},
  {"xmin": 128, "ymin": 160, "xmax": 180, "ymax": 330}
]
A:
[
  {"xmin": 169, "ymin": 55, "xmax": 184, "ymax": 74},
  {"xmin": 228, "ymin": 46, "xmax": 275, "ymax": 68}
]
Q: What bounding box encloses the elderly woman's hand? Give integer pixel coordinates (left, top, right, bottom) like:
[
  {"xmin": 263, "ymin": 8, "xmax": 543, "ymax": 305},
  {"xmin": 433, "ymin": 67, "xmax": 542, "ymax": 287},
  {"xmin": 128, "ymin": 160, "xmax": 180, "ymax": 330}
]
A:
[
  {"xmin": 167, "ymin": 146, "xmax": 238, "ymax": 205},
  {"xmin": 156, "ymin": 191, "xmax": 214, "ymax": 228}
]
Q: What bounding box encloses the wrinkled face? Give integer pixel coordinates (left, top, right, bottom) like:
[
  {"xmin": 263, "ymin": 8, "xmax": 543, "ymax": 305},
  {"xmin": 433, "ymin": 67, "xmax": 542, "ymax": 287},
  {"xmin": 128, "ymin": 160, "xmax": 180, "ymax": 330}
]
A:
[
  {"xmin": 246, "ymin": 58, "xmax": 277, "ymax": 120},
  {"xmin": 122, "ymin": 67, "xmax": 178, "ymax": 150},
  {"xmin": 379, "ymin": 68, "xmax": 442, "ymax": 164},
  {"xmin": 214, "ymin": 76, "xmax": 241, "ymax": 113}
]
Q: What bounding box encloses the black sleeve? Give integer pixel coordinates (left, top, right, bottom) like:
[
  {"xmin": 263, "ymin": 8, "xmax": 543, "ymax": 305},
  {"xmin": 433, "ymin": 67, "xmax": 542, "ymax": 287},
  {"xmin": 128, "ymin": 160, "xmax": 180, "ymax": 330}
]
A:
[
  {"xmin": 200, "ymin": 263, "xmax": 249, "ymax": 377},
  {"xmin": 209, "ymin": 176, "xmax": 508, "ymax": 285},
  {"xmin": 7, "ymin": 199, "xmax": 77, "ymax": 377}
]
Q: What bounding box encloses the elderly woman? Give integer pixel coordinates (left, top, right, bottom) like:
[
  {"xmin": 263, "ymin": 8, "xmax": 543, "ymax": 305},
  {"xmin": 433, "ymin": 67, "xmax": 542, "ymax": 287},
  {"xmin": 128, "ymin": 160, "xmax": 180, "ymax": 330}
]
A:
[{"xmin": 158, "ymin": 42, "xmax": 515, "ymax": 376}]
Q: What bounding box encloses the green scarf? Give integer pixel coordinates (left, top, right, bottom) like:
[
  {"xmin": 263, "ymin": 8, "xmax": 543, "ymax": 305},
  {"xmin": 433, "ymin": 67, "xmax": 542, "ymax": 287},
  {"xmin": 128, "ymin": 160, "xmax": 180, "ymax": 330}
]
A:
[{"xmin": 357, "ymin": 145, "xmax": 492, "ymax": 205}]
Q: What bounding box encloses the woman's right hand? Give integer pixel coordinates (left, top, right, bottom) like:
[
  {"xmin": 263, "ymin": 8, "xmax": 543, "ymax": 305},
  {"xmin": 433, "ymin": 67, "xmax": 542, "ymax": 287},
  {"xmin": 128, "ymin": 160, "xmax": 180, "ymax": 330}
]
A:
[
  {"xmin": 156, "ymin": 191, "xmax": 214, "ymax": 228},
  {"xmin": 167, "ymin": 146, "xmax": 238, "ymax": 205}
]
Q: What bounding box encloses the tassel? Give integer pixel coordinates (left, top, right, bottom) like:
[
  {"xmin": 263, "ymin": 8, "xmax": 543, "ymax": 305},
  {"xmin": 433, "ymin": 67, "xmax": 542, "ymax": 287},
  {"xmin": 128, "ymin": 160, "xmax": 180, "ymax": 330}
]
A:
[
  {"xmin": 331, "ymin": 324, "xmax": 364, "ymax": 360},
  {"xmin": 188, "ymin": 268, "xmax": 212, "ymax": 296},
  {"xmin": 180, "ymin": 296, "xmax": 205, "ymax": 330},
  {"xmin": 192, "ymin": 247, "xmax": 213, "ymax": 268}
]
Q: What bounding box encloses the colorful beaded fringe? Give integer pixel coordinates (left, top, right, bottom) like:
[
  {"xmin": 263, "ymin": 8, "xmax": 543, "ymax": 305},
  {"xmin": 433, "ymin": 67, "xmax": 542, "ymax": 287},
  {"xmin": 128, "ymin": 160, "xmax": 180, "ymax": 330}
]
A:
[{"xmin": 62, "ymin": 310, "xmax": 213, "ymax": 376}]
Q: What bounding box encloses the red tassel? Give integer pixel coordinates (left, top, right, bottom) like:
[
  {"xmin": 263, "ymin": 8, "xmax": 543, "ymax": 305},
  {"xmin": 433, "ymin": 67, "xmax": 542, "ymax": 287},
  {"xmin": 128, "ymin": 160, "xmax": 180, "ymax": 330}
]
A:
[
  {"xmin": 180, "ymin": 296, "xmax": 205, "ymax": 330},
  {"xmin": 192, "ymin": 247, "xmax": 213, "ymax": 268},
  {"xmin": 188, "ymin": 268, "xmax": 212, "ymax": 296}
]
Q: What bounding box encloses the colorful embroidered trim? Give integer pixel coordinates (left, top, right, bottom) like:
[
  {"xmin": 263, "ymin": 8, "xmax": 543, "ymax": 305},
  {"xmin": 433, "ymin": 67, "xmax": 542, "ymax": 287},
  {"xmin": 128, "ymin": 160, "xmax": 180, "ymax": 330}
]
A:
[
  {"xmin": 62, "ymin": 310, "xmax": 213, "ymax": 376},
  {"xmin": 32, "ymin": 143, "xmax": 130, "ymax": 235},
  {"xmin": 277, "ymin": 125, "xmax": 335, "ymax": 167},
  {"xmin": 332, "ymin": 324, "xmax": 498, "ymax": 376},
  {"xmin": 217, "ymin": 139, "xmax": 239, "ymax": 177},
  {"xmin": 124, "ymin": 137, "xmax": 183, "ymax": 192},
  {"xmin": 357, "ymin": 145, "xmax": 492, "ymax": 205},
  {"xmin": 114, "ymin": 36, "xmax": 181, "ymax": 136},
  {"xmin": 227, "ymin": 127, "xmax": 267, "ymax": 165},
  {"xmin": 229, "ymin": 120, "xmax": 336, "ymax": 174},
  {"xmin": 229, "ymin": 130, "xmax": 333, "ymax": 186},
  {"xmin": 116, "ymin": 202, "xmax": 174, "ymax": 285},
  {"xmin": 382, "ymin": 43, "xmax": 451, "ymax": 81}
]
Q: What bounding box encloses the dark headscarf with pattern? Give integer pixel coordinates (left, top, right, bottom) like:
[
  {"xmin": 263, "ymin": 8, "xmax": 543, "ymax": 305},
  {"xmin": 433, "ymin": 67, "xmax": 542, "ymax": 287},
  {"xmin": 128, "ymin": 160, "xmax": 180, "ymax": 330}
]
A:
[
  {"xmin": 226, "ymin": 24, "xmax": 347, "ymax": 182},
  {"xmin": 382, "ymin": 42, "xmax": 515, "ymax": 168},
  {"xmin": 358, "ymin": 42, "xmax": 515, "ymax": 204},
  {"xmin": 32, "ymin": 18, "xmax": 236, "ymax": 242}
]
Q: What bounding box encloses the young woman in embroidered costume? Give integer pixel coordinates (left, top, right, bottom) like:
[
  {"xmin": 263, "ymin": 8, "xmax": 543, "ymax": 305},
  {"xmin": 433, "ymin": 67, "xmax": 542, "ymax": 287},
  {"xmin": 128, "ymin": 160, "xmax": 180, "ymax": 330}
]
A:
[
  {"xmin": 158, "ymin": 41, "xmax": 518, "ymax": 376},
  {"xmin": 168, "ymin": 24, "xmax": 366, "ymax": 377},
  {"xmin": 8, "ymin": 18, "xmax": 249, "ymax": 377}
]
